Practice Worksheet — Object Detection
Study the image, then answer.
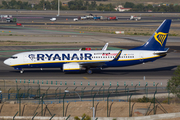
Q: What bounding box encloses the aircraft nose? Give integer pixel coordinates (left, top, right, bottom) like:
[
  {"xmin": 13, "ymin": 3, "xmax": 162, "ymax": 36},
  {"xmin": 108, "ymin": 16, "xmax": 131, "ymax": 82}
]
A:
[{"xmin": 4, "ymin": 59, "xmax": 10, "ymax": 65}]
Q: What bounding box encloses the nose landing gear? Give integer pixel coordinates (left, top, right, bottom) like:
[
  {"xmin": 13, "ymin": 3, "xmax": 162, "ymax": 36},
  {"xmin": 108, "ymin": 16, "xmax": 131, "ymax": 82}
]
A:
[{"xmin": 20, "ymin": 70, "xmax": 24, "ymax": 74}]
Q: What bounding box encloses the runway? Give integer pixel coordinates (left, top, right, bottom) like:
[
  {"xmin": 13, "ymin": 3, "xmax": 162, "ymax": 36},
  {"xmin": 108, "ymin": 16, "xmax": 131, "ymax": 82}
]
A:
[
  {"xmin": 1, "ymin": 20, "xmax": 180, "ymax": 28},
  {"xmin": 0, "ymin": 47, "xmax": 179, "ymax": 86}
]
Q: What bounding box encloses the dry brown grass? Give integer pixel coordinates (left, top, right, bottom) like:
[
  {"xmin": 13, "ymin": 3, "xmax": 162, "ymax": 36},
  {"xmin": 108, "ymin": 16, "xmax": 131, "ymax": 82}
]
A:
[{"xmin": 0, "ymin": 101, "xmax": 180, "ymax": 118}]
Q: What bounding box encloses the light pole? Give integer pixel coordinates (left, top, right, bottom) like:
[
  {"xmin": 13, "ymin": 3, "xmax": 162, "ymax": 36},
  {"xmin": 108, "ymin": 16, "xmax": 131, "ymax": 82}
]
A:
[
  {"xmin": 63, "ymin": 91, "xmax": 67, "ymax": 117},
  {"xmin": 0, "ymin": 90, "xmax": 2, "ymax": 103},
  {"xmin": 57, "ymin": 0, "xmax": 60, "ymax": 16}
]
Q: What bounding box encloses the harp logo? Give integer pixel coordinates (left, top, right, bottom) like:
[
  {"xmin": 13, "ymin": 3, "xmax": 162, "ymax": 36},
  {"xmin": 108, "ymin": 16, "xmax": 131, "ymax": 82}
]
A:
[
  {"xmin": 28, "ymin": 54, "xmax": 35, "ymax": 61},
  {"xmin": 154, "ymin": 32, "xmax": 168, "ymax": 46}
]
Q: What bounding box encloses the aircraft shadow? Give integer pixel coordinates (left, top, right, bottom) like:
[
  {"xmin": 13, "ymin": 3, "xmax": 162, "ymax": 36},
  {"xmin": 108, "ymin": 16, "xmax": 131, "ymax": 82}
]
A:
[{"xmin": 10, "ymin": 65, "xmax": 177, "ymax": 75}]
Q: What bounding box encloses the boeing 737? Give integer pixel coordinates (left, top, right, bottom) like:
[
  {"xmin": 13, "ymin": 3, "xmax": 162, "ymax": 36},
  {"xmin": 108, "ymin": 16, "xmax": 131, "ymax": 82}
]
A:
[{"xmin": 4, "ymin": 19, "xmax": 171, "ymax": 74}]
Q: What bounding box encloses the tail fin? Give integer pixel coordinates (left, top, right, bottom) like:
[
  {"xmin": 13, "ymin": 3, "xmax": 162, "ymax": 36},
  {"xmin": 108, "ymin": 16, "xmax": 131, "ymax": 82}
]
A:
[{"xmin": 131, "ymin": 19, "xmax": 171, "ymax": 50}]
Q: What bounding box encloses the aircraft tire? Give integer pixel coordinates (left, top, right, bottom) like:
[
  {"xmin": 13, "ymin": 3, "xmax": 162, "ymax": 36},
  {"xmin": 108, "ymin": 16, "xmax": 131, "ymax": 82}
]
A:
[
  {"xmin": 87, "ymin": 69, "xmax": 92, "ymax": 74},
  {"xmin": 20, "ymin": 70, "xmax": 23, "ymax": 74}
]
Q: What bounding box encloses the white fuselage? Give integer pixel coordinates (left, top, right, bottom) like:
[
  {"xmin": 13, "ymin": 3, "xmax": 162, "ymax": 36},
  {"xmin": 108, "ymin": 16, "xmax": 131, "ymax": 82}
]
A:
[{"xmin": 4, "ymin": 50, "xmax": 164, "ymax": 69}]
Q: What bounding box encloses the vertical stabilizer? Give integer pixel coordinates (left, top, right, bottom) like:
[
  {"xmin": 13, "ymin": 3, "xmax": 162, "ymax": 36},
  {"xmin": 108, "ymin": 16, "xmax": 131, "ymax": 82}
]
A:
[{"xmin": 131, "ymin": 19, "xmax": 171, "ymax": 50}]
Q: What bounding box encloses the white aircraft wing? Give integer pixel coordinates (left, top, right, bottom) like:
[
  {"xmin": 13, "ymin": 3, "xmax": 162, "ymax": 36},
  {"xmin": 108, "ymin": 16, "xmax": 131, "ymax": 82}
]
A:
[
  {"xmin": 79, "ymin": 61, "xmax": 106, "ymax": 67},
  {"xmin": 79, "ymin": 50, "xmax": 122, "ymax": 67},
  {"xmin": 102, "ymin": 43, "xmax": 108, "ymax": 50}
]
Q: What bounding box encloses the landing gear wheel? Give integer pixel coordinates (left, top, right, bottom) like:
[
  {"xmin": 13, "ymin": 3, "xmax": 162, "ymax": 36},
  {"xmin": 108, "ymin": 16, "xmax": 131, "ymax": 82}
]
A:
[
  {"xmin": 87, "ymin": 69, "xmax": 92, "ymax": 74},
  {"xmin": 20, "ymin": 70, "xmax": 24, "ymax": 74}
]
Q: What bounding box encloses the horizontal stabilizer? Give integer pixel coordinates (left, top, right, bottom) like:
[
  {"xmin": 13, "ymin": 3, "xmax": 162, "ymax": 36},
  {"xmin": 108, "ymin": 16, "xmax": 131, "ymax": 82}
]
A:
[{"xmin": 153, "ymin": 48, "xmax": 169, "ymax": 55}]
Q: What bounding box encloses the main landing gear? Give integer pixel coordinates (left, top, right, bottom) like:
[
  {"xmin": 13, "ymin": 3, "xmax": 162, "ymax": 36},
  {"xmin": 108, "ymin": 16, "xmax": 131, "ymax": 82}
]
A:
[
  {"xmin": 85, "ymin": 67, "xmax": 93, "ymax": 74},
  {"xmin": 87, "ymin": 69, "xmax": 92, "ymax": 74},
  {"xmin": 20, "ymin": 70, "xmax": 24, "ymax": 74}
]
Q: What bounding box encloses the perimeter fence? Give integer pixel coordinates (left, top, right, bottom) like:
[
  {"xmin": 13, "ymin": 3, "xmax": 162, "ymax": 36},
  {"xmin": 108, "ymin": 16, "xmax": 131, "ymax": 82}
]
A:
[
  {"xmin": 0, "ymin": 79, "xmax": 168, "ymax": 103},
  {"xmin": 0, "ymin": 79, "xmax": 178, "ymax": 119}
]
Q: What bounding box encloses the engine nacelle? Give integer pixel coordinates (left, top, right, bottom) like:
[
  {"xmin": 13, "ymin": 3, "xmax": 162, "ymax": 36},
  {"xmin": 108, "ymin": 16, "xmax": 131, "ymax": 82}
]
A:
[{"xmin": 63, "ymin": 63, "xmax": 81, "ymax": 72}]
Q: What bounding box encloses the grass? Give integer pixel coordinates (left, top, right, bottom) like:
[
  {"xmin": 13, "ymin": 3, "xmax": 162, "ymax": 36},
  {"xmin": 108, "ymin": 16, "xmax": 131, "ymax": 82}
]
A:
[
  {"xmin": 1, "ymin": 19, "xmax": 180, "ymax": 47},
  {"xmin": 131, "ymin": 96, "xmax": 180, "ymax": 104},
  {"xmin": 1, "ymin": 24, "xmax": 180, "ymax": 47}
]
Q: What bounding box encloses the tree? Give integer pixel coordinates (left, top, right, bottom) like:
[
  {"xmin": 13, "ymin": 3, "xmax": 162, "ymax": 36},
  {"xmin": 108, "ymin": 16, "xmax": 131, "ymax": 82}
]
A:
[
  {"xmin": 135, "ymin": 4, "xmax": 144, "ymax": 11},
  {"xmin": 16, "ymin": 1, "xmax": 23, "ymax": 9},
  {"xmin": 9, "ymin": 0, "xmax": 16, "ymax": 9},
  {"xmin": 2, "ymin": 1, "xmax": 9, "ymax": 9},
  {"xmin": 68, "ymin": 1, "xmax": 74, "ymax": 8},
  {"xmin": 168, "ymin": 4, "xmax": 174, "ymax": 12},
  {"xmin": 85, "ymin": 1, "xmax": 89, "ymax": 10},
  {"xmin": 89, "ymin": 1, "xmax": 97, "ymax": 10},
  {"xmin": 147, "ymin": 4, "xmax": 153, "ymax": 10},
  {"xmin": 174, "ymin": 5, "xmax": 180, "ymax": 12},
  {"xmin": 85, "ymin": 1, "xmax": 89, "ymax": 6},
  {"xmin": 124, "ymin": 2, "xmax": 134, "ymax": 8},
  {"xmin": 39, "ymin": 0, "xmax": 45, "ymax": 10},
  {"xmin": 167, "ymin": 66, "xmax": 180, "ymax": 98},
  {"xmin": 22, "ymin": 2, "xmax": 29, "ymax": 9},
  {"xmin": 44, "ymin": 1, "xmax": 51, "ymax": 10}
]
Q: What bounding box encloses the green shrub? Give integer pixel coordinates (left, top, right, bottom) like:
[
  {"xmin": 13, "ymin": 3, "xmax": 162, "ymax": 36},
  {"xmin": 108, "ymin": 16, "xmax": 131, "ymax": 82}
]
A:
[
  {"xmin": 137, "ymin": 96, "xmax": 150, "ymax": 103},
  {"xmin": 82, "ymin": 113, "xmax": 91, "ymax": 120},
  {"xmin": 162, "ymin": 99, "xmax": 168, "ymax": 103},
  {"xmin": 74, "ymin": 116, "xmax": 80, "ymax": 120},
  {"xmin": 74, "ymin": 114, "xmax": 91, "ymax": 120}
]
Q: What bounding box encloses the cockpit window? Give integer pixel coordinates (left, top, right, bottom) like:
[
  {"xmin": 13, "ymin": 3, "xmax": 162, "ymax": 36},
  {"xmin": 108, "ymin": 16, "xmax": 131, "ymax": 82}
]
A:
[{"xmin": 11, "ymin": 56, "xmax": 18, "ymax": 59}]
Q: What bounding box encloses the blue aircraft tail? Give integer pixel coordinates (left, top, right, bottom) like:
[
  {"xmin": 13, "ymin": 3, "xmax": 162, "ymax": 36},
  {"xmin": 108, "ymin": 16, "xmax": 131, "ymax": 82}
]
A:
[{"xmin": 131, "ymin": 19, "xmax": 171, "ymax": 51}]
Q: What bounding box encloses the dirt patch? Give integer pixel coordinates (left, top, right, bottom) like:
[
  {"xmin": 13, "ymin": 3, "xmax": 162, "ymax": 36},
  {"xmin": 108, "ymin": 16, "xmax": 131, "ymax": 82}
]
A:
[{"xmin": 0, "ymin": 101, "xmax": 180, "ymax": 117}]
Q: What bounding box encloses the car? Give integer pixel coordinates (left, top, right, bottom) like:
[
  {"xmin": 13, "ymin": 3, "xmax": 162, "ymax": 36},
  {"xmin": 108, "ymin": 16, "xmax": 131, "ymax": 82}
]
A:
[
  {"xmin": 6, "ymin": 18, "xmax": 12, "ymax": 22},
  {"xmin": 73, "ymin": 18, "xmax": 78, "ymax": 21},
  {"xmin": 16, "ymin": 23, "xmax": 22, "ymax": 26},
  {"xmin": 107, "ymin": 16, "xmax": 118, "ymax": 20},
  {"xmin": 130, "ymin": 16, "xmax": 141, "ymax": 21},
  {"xmin": 50, "ymin": 18, "xmax": 56, "ymax": 21}
]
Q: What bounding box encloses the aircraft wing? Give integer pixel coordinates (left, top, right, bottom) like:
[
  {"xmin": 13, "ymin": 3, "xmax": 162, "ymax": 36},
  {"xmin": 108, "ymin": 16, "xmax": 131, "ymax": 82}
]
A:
[
  {"xmin": 102, "ymin": 43, "xmax": 108, "ymax": 50},
  {"xmin": 78, "ymin": 50, "xmax": 122, "ymax": 68},
  {"xmin": 79, "ymin": 61, "xmax": 107, "ymax": 67}
]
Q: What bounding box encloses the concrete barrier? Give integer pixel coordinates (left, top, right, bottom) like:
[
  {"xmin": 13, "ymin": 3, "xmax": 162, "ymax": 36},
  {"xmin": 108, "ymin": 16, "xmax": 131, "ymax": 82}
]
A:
[{"xmin": 1, "ymin": 112, "xmax": 180, "ymax": 120}]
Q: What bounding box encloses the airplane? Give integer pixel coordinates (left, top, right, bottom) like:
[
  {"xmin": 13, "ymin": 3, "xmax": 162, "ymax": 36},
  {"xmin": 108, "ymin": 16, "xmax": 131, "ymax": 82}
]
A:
[{"xmin": 4, "ymin": 19, "xmax": 171, "ymax": 74}]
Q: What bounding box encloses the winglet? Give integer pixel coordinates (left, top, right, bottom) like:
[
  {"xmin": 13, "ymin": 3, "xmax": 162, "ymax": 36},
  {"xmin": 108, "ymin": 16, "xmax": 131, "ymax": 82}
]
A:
[
  {"xmin": 112, "ymin": 50, "xmax": 122, "ymax": 61},
  {"xmin": 102, "ymin": 43, "xmax": 108, "ymax": 51}
]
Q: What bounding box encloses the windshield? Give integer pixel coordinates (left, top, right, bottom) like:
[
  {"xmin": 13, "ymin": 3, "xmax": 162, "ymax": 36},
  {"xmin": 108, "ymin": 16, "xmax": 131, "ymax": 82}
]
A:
[{"xmin": 10, "ymin": 56, "xmax": 18, "ymax": 59}]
